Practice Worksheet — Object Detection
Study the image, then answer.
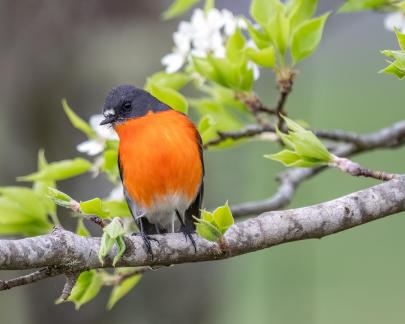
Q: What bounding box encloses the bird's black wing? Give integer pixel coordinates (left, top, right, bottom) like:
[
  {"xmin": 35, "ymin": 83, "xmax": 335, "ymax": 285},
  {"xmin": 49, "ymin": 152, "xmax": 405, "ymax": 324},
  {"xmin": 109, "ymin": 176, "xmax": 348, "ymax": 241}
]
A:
[{"xmin": 184, "ymin": 132, "xmax": 204, "ymax": 232}]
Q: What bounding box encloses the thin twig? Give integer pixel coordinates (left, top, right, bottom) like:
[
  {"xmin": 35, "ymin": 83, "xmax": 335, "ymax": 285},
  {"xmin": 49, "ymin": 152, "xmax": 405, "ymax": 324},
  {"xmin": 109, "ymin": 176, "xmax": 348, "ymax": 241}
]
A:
[
  {"xmin": 103, "ymin": 267, "xmax": 155, "ymax": 286},
  {"xmin": 58, "ymin": 272, "xmax": 80, "ymax": 301},
  {"xmin": 330, "ymin": 156, "xmax": 397, "ymax": 181},
  {"xmin": 0, "ymin": 267, "xmax": 62, "ymax": 291},
  {"xmin": 205, "ymin": 121, "xmax": 405, "ymax": 148},
  {"xmin": 231, "ymin": 121, "xmax": 405, "ymax": 217}
]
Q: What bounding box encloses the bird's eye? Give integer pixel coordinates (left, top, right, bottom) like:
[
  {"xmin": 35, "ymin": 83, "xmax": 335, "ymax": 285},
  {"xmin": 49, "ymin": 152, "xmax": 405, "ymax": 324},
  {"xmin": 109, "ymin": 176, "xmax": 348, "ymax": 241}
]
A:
[{"xmin": 122, "ymin": 101, "xmax": 131, "ymax": 112}]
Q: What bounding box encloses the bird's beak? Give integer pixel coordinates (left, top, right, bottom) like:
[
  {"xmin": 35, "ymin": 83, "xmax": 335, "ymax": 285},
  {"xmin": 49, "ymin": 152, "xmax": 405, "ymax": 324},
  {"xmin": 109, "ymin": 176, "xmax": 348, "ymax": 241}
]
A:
[{"xmin": 100, "ymin": 114, "xmax": 117, "ymax": 125}]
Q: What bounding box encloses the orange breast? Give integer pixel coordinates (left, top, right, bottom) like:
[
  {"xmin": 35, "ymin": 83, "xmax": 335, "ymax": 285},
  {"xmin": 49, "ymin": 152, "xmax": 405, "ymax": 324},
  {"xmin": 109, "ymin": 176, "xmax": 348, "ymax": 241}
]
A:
[{"xmin": 115, "ymin": 110, "xmax": 203, "ymax": 209}]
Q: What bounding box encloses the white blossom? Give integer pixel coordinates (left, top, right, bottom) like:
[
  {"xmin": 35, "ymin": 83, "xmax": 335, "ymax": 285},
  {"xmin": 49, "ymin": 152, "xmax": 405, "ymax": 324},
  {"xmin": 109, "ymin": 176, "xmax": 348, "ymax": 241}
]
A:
[
  {"xmin": 161, "ymin": 8, "xmax": 248, "ymax": 73},
  {"xmin": 384, "ymin": 12, "xmax": 405, "ymax": 33},
  {"xmin": 76, "ymin": 114, "xmax": 118, "ymax": 156}
]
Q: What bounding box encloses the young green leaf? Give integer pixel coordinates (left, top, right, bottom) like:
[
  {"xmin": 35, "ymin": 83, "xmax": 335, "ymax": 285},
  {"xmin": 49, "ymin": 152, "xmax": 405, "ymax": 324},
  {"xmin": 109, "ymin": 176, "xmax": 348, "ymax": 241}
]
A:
[
  {"xmin": 212, "ymin": 202, "xmax": 234, "ymax": 234},
  {"xmin": 18, "ymin": 158, "xmax": 92, "ymax": 182},
  {"xmin": 0, "ymin": 194, "xmax": 52, "ymax": 236},
  {"xmin": 380, "ymin": 60, "xmax": 405, "ymax": 79},
  {"xmin": 395, "ymin": 29, "xmax": 405, "ymax": 51},
  {"xmin": 99, "ymin": 218, "xmax": 126, "ymax": 265},
  {"xmin": 266, "ymin": 8, "xmax": 290, "ymax": 56},
  {"xmin": 266, "ymin": 116, "xmax": 332, "ymax": 167},
  {"xmin": 246, "ymin": 20, "xmax": 271, "ymax": 49},
  {"xmin": 104, "ymin": 217, "xmax": 125, "ymax": 238},
  {"xmin": 0, "ymin": 187, "xmax": 48, "ymax": 221},
  {"xmin": 62, "ymin": 99, "xmax": 95, "ymax": 138},
  {"xmin": 102, "ymin": 149, "xmax": 119, "ymax": 179},
  {"xmin": 250, "ymin": 0, "xmax": 282, "ymax": 26},
  {"xmin": 226, "ymin": 28, "xmax": 246, "ymax": 63},
  {"xmin": 113, "ymin": 236, "xmax": 126, "ymax": 266},
  {"xmin": 80, "ymin": 198, "xmax": 110, "ymax": 218},
  {"xmin": 68, "ymin": 270, "xmax": 103, "ymax": 310},
  {"xmin": 107, "ymin": 270, "xmax": 142, "ymax": 310},
  {"xmin": 103, "ymin": 201, "xmax": 131, "ymax": 217},
  {"xmin": 339, "ymin": 0, "xmax": 389, "ymax": 13},
  {"xmin": 198, "ymin": 115, "xmax": 217, "ymax": 144},
  {"xmin": 149, "ymin": 83, "xmax": 188, "ymax": 114},
  {"xmin": 145, "ymin": 72, "xmax": 190, "ymax": 91},
  {"xmin": 246, "ymin": 46, "xmax": 276, "ymax": 68},
  {"xmin": 291, "ymin": 12, "xmax": 330, "ymax": 63},
  {"xmin": 162, "ymin": 0, "xmax": 199, "ymax": 20},
  {"xmin": 288, "ymin": 0, "xmax": 318, "ymax": 31},
  {"xmin": 195, "ymin": 219, "xmax": 222, "ymax": 241}
]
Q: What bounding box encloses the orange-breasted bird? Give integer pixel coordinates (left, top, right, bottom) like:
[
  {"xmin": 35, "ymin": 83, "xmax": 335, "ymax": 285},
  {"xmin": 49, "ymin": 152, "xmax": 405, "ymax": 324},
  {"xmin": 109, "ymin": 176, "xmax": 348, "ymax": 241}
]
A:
[{"xmin": 100, "ymin": 85, "xmax": 204, "ymax": 255}]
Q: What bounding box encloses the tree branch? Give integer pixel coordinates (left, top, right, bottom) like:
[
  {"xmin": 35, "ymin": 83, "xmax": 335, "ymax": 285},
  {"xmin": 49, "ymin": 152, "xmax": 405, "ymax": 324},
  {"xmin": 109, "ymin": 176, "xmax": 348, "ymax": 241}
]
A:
[
  {"xmin": 0, "ymin": 177, "xmax": 404, "ymax": 278},
  {"xmin": 231, "ymin": 121, "xmax": 405, "ymax": 217}
]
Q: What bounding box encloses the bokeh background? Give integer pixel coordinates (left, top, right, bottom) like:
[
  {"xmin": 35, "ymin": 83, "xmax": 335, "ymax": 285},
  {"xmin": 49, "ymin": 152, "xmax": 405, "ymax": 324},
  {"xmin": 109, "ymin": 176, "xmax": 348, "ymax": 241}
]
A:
[{"xmin": 0, "ymin": 0, "xmax": 404, "ymax": 323}]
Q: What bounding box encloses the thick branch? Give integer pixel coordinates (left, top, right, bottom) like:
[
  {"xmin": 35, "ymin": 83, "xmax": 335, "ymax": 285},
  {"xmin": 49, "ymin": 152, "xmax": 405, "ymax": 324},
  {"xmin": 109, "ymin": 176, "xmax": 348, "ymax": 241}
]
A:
[{"xmin": 0, "ymin": 177, "xmax": 404, "ymax": 273}]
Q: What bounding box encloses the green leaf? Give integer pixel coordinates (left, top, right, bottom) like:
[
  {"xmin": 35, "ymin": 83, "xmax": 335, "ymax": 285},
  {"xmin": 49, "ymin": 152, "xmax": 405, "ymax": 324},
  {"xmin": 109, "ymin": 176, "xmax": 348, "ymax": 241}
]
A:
[
  {"xmin": 47, "ymin": 187, "xmax": 72, "ymax": 202},
  {"xmin": 291, "ymin": 12, "xmax": 330, "ymax": 63},
  {"xmin": 212, "ymin": 202, "xmax": 234, "ymax": 234},
  {"xmin": 102, "ymin": 149, "xmax": 119, "ymax": 179},
  {"xmin": 339, "ymin": 0, "xmax": 390, "ymax": 12},
  {"xmin": 288, "ymin": 0, "xmax": 318, "ymax": 31},
  {"xmin": 200, "ymin": 209, "xmax": 215, "ymax": 225},
  {"xmin": 149, "ymin": 84, "xmax": 188, "ymax": 114},
  {"xmin": 0, "ymin": 195, "xmax": 51, "ymax": 236},
  {"xmin": 264, "ymin": 149, "xmax": 300, "ymax": 166},
  {"xmin": 18, "ymin": 158, "xmax": 92, "ymax": 182},
  {"xmin": 104, "ymin": 217, "xmax": 125, "ymax": 238},
  {"xmin": 103, "ymin": 200, "xmax": 131, "ymax": 217},
  {"xmin": 80, "ymin": 198, "xmax": 110, "ymax": 218},
  {"xmin": 76, "ymin": 218, "xmax": 90, "ymax": 237},
  {"xmin": 145, "ymin": 72, "xmax": 190, "ymax": 91},
  {"xmin": 267, "ymin": 116, "xmax": 332, "ymax": 168},
  {"xmin": 99, "ymin": 218, "xmax": 126, "ymax": 265},
  {"xmin": 113, "ymin": 236, "xmax": 126, "ymax": 266},
  {"xmin": 195, "ymin": 219, "xmax": 222, "ymax": 241},
  {"xmin": 246, "ymin": 46, "xmax": 276, "ymax": 67},
  {"xmin": 99, "ymin": 234, "xmax": 115, "ymax": 264},
  {"xmin": 0, "ymin": 187, "xmax": 48, "ymax": 221},
  {"xmin": 395, "ymin": 29, "xmax": 405, "ymax": 51},
  {"xmin": 107, "ymin": 270, "xmax": 142, "ymax": 309},
  {"xmin": 192, "ymin": 57, "xmax": 221, "ymax": 82},
  {"xmin": 266, "ymin": 8, "xmax": 290, "ymax": 56},
  {"xmin": 380, "ymin": 60, "xmax": 405, "ymax": 79},
  {"xmin": 68, "ymin": 270, "xmax": 103, "ymax": 310},
  {"xmin": 226, "ymin": 28, "xmax": 246, "ymax": 63},
  {"xmin": 162, "ymin": 0, "xmax": 199, "ymax": 20},
  {"xmin": 62, "ymin": 99, "xmax": 95, "ymax": 138},
  {"xmin": 198, "ymin": 115, "xmax": 217, "ymax": 144},
  {"xmin": 246, "ymin": 20, "xmax": 271, "ymax": 49},
  {"xmin": 250, "ymin": 0, "xmax": 282, "ymax": 26}
]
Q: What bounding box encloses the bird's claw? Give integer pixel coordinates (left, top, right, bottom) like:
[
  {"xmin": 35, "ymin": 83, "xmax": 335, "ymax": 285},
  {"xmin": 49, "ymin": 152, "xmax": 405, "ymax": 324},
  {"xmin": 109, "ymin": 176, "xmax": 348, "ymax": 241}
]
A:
[{"xmin": 132, "ymin": 232, "xmax": 159, "ymax": 258}]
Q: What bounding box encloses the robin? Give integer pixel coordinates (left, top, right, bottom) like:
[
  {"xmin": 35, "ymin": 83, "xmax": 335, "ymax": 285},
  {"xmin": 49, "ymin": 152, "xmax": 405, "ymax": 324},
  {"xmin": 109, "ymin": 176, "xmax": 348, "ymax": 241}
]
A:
[{"xmin": 100, "ymin": 85, "xmax": 204, "ymax": 255}]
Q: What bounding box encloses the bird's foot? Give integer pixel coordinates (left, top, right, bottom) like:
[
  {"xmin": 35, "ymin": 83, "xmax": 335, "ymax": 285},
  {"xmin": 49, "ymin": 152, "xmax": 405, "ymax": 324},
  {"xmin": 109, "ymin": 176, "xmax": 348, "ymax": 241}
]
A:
[
  {"xmin": 180, "ymin": 225, "xmax": 197, "ymax": 253},
  {"xmin": 132, "ymin": 232, "xmax": 159, "ymax": 258}
]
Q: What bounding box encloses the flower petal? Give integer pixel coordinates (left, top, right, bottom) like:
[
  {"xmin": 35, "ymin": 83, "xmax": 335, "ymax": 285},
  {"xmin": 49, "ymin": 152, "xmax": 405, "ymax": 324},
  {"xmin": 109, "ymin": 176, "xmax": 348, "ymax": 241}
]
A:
[{"xmin": 77, "ymin": 140, "xmax": 104, "ymax": 156}]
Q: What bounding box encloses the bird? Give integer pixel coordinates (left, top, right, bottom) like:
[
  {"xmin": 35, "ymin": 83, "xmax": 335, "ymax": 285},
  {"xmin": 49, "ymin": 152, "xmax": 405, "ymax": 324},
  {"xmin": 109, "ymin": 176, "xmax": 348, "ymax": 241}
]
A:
[{"xmin": 100, "ymin": 85, "xmax": 204, "ymax": 256}]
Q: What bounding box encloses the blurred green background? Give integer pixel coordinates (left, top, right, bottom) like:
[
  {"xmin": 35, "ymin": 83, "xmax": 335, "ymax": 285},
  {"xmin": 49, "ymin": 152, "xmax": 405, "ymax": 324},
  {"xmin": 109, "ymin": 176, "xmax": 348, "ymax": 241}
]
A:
[{"xmin": 0, "ymin": 0, "xmax": 404, "ymax": 323}]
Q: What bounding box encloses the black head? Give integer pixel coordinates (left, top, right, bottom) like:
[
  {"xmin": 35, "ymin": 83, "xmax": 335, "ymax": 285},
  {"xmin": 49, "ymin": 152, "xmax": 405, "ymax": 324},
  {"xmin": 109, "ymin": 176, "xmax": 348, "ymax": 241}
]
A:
[{"xmin": 100, "ymin": 85, "xmax": 170, "ymax": 125}]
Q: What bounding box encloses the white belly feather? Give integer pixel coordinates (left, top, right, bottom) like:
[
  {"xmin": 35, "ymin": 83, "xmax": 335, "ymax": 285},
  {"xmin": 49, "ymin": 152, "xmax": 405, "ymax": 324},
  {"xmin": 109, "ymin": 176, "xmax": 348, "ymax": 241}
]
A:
[{"xmin": 143, "ymin": 193, "xmax": 191, "ymax": 232}]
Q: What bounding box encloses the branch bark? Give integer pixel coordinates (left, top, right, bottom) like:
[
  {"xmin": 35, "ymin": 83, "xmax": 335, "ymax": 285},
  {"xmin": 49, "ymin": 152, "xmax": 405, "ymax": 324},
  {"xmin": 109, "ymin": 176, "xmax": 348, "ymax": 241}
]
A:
[{"xmin": 0, "ymin": 176, "xmax": 404, "ymax": 273}]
